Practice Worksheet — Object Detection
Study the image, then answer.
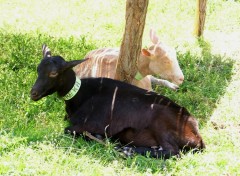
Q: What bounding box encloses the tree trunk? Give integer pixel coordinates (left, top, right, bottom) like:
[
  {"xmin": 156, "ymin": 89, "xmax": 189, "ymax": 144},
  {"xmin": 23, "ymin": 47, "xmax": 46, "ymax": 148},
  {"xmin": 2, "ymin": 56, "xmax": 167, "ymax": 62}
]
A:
[
  {"xmin": 116, "ymin": 0, "xmax": 149, "ymax": 83},
  {"xmin": 194, "ymin": 0, "xmax": 207, "ymax": 37}
]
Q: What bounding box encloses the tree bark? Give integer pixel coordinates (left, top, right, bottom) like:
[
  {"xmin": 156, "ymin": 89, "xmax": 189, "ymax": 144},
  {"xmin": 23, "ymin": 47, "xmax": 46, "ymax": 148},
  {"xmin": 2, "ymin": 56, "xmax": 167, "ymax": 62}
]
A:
[
  {"xmin": 194, "ymin": 0, "xmax": 207, "ymax": 37},
  {"xmin": 116, "ymin": 0, "xmax": 149, "ymax": 83}
]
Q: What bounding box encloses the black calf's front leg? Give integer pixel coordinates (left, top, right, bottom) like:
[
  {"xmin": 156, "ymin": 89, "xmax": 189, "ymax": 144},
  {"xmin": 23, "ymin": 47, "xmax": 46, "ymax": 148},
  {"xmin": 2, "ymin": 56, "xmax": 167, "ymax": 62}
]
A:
[
  {"xmin": 64, "ymin": 107, "xmax": 90, "ymax": 136},
  {"xmin": 134, "ymin": 146, "xmax": 177, "ymax": 159},
  {"xmin": 116, "ymin": 146, "xmax": 179, "ymax": 159}
]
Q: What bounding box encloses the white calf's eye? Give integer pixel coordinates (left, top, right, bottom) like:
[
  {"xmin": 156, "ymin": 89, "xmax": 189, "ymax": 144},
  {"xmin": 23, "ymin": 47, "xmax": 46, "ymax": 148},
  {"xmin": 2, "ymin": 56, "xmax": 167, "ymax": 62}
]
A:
[{"xmin": 49, "ymin": 72, "xmax": 58, "ymax": 78}]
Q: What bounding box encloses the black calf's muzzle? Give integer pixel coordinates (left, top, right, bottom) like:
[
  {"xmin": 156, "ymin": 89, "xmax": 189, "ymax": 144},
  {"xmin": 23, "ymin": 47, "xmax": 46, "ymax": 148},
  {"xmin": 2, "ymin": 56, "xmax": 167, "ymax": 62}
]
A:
[
  {"xmin": 30, "ymin": 80, "xmax": 44, "ymax": 101},
  {"xmin": 30, "ymin": 76, "xmax": 51, "ymax": 101},
  {"xmin": 30, "ymin": 88, "xmax": 40, "ymax": 101}
]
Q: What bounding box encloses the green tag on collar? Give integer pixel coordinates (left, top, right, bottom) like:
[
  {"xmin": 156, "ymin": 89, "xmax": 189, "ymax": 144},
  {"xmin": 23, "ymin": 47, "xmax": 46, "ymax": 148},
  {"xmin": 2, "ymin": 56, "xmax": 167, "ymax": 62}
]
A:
[
  {"xmin": 135, "ymin": 71, "xmax": 143, "ymax": 81},
  {"xmin": 63, "ymin": 77, "xmax": 81, "ymax": 100}
]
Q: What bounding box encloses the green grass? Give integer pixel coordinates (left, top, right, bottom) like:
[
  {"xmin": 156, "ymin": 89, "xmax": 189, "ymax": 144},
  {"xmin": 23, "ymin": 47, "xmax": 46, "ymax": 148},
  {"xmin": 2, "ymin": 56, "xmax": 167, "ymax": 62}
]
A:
[{"xmin": 0, "ymin": 0, "xmax": 240, "ymax": 175}]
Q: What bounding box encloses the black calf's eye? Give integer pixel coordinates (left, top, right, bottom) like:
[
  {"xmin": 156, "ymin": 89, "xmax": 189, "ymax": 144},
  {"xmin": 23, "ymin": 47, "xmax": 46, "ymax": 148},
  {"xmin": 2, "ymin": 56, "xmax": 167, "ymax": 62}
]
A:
[{"xmin": 49, "ymin": 71, "xmax": 58, "ymax": 78}]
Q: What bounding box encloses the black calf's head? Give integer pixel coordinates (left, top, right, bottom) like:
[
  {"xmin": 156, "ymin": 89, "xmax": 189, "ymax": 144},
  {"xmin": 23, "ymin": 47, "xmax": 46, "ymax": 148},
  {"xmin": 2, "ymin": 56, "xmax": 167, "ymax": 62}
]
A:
[{"xmin": 30, "ymin": 44, "xmax": 87, "ymax": 101}]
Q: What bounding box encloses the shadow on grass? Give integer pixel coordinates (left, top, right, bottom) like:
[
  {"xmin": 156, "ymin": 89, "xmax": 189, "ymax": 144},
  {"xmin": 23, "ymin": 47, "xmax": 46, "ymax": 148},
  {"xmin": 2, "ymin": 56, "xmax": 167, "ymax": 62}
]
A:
[
  {"xmin": 155, "ymin": 38, "xmax": 235, "ymax": 125},
  {"xmin": 0, "ymin": 32, "xmax": 235, "ymax": 174}
]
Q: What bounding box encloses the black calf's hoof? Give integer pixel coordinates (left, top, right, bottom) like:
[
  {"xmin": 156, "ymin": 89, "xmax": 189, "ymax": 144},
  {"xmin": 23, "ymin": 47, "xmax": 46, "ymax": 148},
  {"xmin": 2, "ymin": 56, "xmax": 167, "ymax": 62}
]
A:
[
  {"xmin": 114, "ymin": 146, "xmax": 135, "ymax": 158},
  {"xmin": 64, "ymin": 127, "xmax": 71, "ymax": 134},
  {"xmin": 93, "ymin": 134, "xmax": 104, "ymax": 140},
  {"xmin": 64, "ymin": 127, "xmax": 78, "ymax": 137}
]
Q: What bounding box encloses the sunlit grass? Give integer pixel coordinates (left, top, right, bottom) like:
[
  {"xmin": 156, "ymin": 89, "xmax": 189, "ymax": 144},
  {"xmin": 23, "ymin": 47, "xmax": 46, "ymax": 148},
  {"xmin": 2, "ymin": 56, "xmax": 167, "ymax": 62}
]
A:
[{"xmin": 0, "ymin": 0, "xmax": 125, "ymax": 47}]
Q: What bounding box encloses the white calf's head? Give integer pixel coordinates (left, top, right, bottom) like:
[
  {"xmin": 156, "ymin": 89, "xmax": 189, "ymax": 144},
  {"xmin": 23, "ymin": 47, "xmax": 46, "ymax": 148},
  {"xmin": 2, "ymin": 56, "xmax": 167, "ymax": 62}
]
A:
[{"xmin": 141, "ymin": 29, "xmax": 184, "ymax": 85}]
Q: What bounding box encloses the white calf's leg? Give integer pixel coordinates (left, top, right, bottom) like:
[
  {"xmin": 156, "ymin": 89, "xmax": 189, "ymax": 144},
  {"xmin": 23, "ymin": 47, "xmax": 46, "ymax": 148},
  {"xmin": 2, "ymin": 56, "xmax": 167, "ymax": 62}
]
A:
[{"xmin": 150, "ymin": 75, "xmax": 179, "ymax": 90}]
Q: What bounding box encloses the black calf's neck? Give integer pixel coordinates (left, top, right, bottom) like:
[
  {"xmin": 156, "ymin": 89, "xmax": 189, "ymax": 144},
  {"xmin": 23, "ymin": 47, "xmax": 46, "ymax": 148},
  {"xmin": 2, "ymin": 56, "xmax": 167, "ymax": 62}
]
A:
[{"xmin": 57, "ymin": 69, "xmax": 77, "ymax": 98}]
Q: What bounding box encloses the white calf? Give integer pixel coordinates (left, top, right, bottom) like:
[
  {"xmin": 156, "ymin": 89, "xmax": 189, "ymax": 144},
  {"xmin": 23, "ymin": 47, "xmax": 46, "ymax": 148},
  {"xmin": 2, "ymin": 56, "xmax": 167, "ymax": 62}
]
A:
[{"xmin": 74, "ymin": 29, "xmax": 184, "ymax": 90}]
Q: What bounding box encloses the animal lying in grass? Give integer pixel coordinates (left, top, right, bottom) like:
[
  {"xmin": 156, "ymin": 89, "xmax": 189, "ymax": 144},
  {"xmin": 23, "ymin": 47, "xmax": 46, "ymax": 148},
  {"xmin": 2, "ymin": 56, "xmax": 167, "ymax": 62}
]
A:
[
  {"xmin": 30, "ymin": 45, "xmax": 205, "ymax": 159},
  {"xmin": 74, "ymin": 29, "xmax": 184, "ymax": 91}
]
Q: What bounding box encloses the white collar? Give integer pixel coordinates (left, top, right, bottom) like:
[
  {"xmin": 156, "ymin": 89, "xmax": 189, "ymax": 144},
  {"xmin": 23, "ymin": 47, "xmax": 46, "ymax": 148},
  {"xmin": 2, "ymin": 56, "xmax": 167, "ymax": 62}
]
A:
[{"xmin": 63, "ymin": 76, "xmax": 81, "ymax": 100}]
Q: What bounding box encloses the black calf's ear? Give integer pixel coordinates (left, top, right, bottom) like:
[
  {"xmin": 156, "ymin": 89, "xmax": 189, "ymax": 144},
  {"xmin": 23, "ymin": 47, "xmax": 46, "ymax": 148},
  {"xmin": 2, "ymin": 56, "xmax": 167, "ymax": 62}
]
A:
[
  {"xmin": 42, "ymin": 44, "xmax": 51, "ymax": 58},
  {"xmin": 63, "ymin": 58, "xmax": 89, "ymax": 71}
]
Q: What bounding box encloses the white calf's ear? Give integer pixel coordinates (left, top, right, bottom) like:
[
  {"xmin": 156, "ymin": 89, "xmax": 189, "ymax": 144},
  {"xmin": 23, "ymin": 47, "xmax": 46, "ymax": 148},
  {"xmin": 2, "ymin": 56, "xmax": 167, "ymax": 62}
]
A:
[
  {"xmin": 141, "ymin": 49, "xmax": 151, "ymax": 57},
  {"xmin": 150, "ymin": 28, "xmax": 159, "ymax": 44},
  {"xmin": 155, "ymin": 46, "xmax": 167, "ymax": 57},
  {"xmin": 42, "ymin": 44, "xmax": 51, "ymax": 58}
]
